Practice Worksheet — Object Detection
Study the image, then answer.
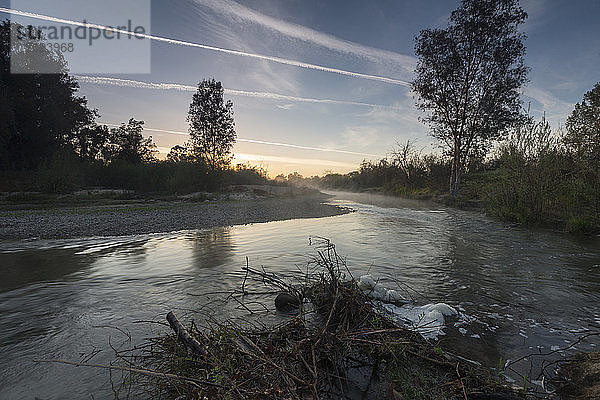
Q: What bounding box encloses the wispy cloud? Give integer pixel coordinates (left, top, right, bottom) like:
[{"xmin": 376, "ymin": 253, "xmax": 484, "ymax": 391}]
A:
[
  {"xmin": 525, "ymin": 86, "xmax": 573, "ymax": 117},
  {"xmin": 234, "ymin": 153, "xmax": 357, "ymax": 169},
  {"xmin": 0, "ymin": 7, "xmax": 409, "ymax": 86},
  {"xmin": 194, "ymin": 0, "xmax": 416, "ymax": 74},
  {"xmin": 76, "ymin": 76, "xmax": 404, "ymax": 110},
  {"xmin": 101, "ymin": 124, "xmax": 384, "ymax": 158},
  {"xmin": 521, "ymin": 0, "xmax": 550, "ymax": 31},
  {"xmin": 234, "ymin": 138, "xmax": 382, "ymax": 158},
  {"xmin": 276, "ymin": 104, "xmax": 294, "ymax": 110},
  {"xmin": 341, "ymin": 126, "xmax": 383, "ymax": 149}
]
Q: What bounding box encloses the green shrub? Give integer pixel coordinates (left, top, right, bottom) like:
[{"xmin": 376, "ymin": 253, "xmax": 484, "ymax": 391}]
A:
[
  {"xmin": 37, "ymin": 151, "xmax": 85, "ymax": 193},
  {"xmin": 566, "ymin": 216, "xmax": 599, "ymax": 234}
]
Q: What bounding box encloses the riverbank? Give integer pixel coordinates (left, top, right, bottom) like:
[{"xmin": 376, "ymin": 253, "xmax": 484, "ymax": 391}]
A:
[
  {"xmin": 0, "ymin": 191, "xmax": 350, "ymax": 239},
  {"xmin": 313, "ymin": 119, "xmax": 600, "ymax": 236},
  {"xmin": 327, "ymin": 182, "xmax": 600, "ymax": 236}
]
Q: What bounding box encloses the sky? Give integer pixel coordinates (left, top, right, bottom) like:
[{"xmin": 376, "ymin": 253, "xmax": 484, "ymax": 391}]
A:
[{"xmin": 1, "ymin": 0, "xmax": 599, "ymax": 177}]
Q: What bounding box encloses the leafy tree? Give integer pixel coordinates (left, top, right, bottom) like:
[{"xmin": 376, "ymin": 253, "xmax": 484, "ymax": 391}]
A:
[
  {"xmin": 564, "ymin": 82, "xmax": 600, "ymax": 219},
  {"xmin": 187, "ymin": 79, "xmax": 236, "ymax": 171},
  {"xmin": 412, "ymin": 0, "xmax": 529, "ymax": 195},
  {"xmin": 274, "ymin": 174, "xmax": 286, "ymax": 183},
  {"xmin": 107, "ymin": 118, "xmax": 157, "ymax": 163},
  {"xmin": 0, "ymin": 20, "xmax": 97, "ymax": 170},
  {"xmin": 287, "ymin": 171, "xmax": 304, "ymax": 184},
  {"xmin": 71, "ymin": 124, "xmax": 111, "ymax": 162},
  {"xmin": 565, "ymin": 82, "xmax": 600, "ymax": 160},
  {"xmin": 167, "ymin": 144, "xmax": 190, "ymax": 163},
  {"xmin": 0, "ymin": 85, "xmax": 14, "ymax": 169},
  {"xmin": 390, "ymin": 140, "xmax": 426, "ymax": 186}
]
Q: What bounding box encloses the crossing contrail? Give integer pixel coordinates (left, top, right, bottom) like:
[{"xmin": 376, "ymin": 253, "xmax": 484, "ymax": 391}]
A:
[
  {"xmin": 102, "ymin": 123, "xmax": 383, "ymax": 158},
  {"xmin": 76, "ymin": 76, "xmax": 403, "ymax": 110},
  {"xmin": 0, "ymin": 7, "xmax": 410, "ymax": 86},
  {"xmin": 194, "ymin": 0, "xmax": 416, "ymax": 71}
]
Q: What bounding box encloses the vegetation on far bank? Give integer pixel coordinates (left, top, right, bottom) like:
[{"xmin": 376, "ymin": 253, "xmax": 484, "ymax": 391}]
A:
[
  {"xmin": 284, "ymin": 0, "xmax": 599, "ymax": 235},
  {"xmin": 284, "ymin": 0, "xmax": 599, "ymax": 236},
  {"xmin": 0, "ymin": 157, "xmax": 270, "ymax": 195},
  {"xmin": 1, "ymin": 20, "xmax": 270, "ymax": 196},
  {"xmin": 292, "ymin": 82, "xmax": 600, "ymax": 235}
]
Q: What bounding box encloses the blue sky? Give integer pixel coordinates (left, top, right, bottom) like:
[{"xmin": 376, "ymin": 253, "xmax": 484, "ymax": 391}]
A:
[{"xmin": 2, "ymin": 0, "xmax": 599, "ymax": 176}]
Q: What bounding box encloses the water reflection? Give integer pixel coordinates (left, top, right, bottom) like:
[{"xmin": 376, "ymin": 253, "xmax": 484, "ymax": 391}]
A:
[
  {"xmin": 190, "ymin": 227, "xmax": 234, "ymax": 270},
  {"xmin": 1, "ymin": 193, "xmax": 600, "ymax": 398},
  {"xmin": 0, "ymin": 249, "xmax": 92, "ymax": 293}
]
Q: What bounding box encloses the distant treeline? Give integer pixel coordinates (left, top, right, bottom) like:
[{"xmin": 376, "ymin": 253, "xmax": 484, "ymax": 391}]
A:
[
  {"xmin": 0, "ymin": 20, "xmax": 268, "ymax": 194},
  {"xmin": 306, "ymin": 83, "xmax": 600, "ymax": 234}
]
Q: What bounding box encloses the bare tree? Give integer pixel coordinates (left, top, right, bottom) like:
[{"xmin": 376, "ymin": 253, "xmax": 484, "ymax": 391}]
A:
[
  {"xmin": 391, "ymin": 140, "xmax": 423, "ymax": 184},
  {"xmin": 412, "ymin": 0, "xmax": 529, "ymax": 195}
]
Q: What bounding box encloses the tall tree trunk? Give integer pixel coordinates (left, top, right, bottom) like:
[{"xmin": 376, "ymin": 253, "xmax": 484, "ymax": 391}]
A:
[
  {"xmin": 453, "ymin": 165, "xmax": 462, "ymax": 196},
  {"xmin": 450, "ymin": 146, "xmax": 462, "ymax": 196},
  {"xmin": 449, "ymin": 160, "xmax": 455, "ymax": 194}
]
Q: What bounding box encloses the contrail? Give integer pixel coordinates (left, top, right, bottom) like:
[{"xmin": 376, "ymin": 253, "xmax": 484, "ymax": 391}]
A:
[
  {"xmin": 194, "ymin": 0, "xmax": 416, "ymax": 71},
  {"xmin": 232, "ymin": 138, "xmax": 382, "ymax": 158},
  {"xmin": 76, "ymin": 76, "xmax": 403, "ymax": 110},
  {"xmin": 0, "ymin": 7, "xmax": 410, "ymax": 86},
  {"xmin": 102, "ymin": 123, "xmax": 383, "ymax": 158}
]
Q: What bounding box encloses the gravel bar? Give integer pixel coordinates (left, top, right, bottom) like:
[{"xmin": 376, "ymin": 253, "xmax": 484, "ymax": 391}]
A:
[{"xmin": 0, "ymin": 195, "xmax": 351, "ymax": 239}]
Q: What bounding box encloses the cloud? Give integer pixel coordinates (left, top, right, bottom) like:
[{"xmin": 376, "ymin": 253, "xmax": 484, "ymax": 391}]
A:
[
  {"xmin": 1, "ymin": 7, "xmax": 409, "ymax": 86},
  {"xmin": 525, "ymin": 86, "xmax": 573, "ymax": 116},
  {"xmin": 340, "ymin": 125, "xmax": 384, "ymax": 149},
  {"xmin": 102, "ymin": 124, "xmax": 384, "ymax": 158},
  {"xmin": 234, "ymin": 153, "xmax": 358, "ymax": 169},
  {"xmin": 194, "ymin": 0, "xmax": 416, "ymax": 73},
  {"xmin": 276, "ymin": 104, "xmax": 294, "ymax": 110},
  {"xmin": 242, "ymin": 58, "xmax": 299, "ymax": 95},
  {"xmin": 76, "ymin": 75, "xmax": 405, "ymax": 110}
]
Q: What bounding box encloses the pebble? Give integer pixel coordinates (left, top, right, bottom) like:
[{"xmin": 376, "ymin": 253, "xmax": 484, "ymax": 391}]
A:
[{"xmin": 0, "ymin": 196, "xmax": 350, "ymax": 239}]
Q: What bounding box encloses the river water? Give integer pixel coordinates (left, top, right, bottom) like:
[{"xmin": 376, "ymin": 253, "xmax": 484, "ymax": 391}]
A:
[{"xmin": 1, "ymin": 191, "xmax": 599, "ymax": 398}]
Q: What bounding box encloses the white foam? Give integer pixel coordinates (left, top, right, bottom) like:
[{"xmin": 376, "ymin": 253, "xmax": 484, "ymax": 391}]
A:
[
  {"xmin": 358, "ymin": 274, "xmax": 407, "ymax": 303},
  {"xmin": 381, "ymin": 302, "xmax": 458, "ymax": 340},
  {"xmin": 357, "ymin": 275, "xmax": 460, "ymax": 340}
]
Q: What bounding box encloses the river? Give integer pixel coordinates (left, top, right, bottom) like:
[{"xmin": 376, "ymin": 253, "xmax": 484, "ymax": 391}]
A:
[{"xmin": 1, "ymin": 191, "xmax": 599, "ymax": 398}]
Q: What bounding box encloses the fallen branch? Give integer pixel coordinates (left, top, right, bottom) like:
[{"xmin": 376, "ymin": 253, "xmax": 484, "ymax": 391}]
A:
[
  {"xmin": 166, "ymin": 311, "xmax": 206, "ymax": 356},
  {"xmin": 33, "ymin": 358, "xmax": 223, "ymax": 388},
  {"xmin": 456, "ymin": 362, "xmax": 468, "ymax": 400}
]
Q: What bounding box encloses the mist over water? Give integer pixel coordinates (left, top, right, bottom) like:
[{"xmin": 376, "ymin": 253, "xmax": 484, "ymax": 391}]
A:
[{"xmin": 1, "ymin": 191, "xmax": 599, "ymax": 398}]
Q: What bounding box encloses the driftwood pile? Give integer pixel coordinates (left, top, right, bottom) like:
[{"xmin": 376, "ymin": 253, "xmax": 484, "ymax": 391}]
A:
[
  {"xmin": 133, "ymin": 239, "xmax": 522, "ymax": 400},
  {"xmin": 32, "ymin": 239, "xmax": 600, "ymax": 398}
]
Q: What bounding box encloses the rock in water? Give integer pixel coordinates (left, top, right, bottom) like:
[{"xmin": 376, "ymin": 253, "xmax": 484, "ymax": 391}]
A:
[{"xmin": 274, "ymin": 292, "xmax": 300, "ymax": 312}]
